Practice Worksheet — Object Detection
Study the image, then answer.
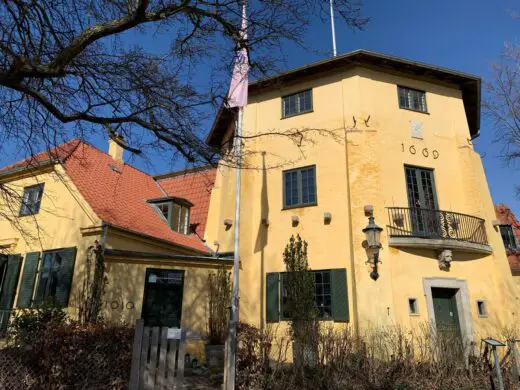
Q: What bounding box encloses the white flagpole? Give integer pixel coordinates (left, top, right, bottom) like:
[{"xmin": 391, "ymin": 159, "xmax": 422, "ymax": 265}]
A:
[
  {"xmin": 225, "ymin": 0, "xmax": 247, "ymax": 386},
  {"xmin": 329, "ymin": 0, "xmax": 337, "ymax": 57},
  {"xmin": 226, "ymin": 106, "xmax": 242, "ymax": 390}
]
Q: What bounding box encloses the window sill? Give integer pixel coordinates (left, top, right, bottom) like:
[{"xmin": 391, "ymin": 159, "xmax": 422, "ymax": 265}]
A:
[
  {"xmin": 281, "ymin": 109, "xmax": 314, "ymax": 120},
  {"xmin": 399, "ymin": 106, "xmax": 430, "ymax": 115},
  {"xmin": 19, "ymin": 212, "xmax": 40, "ymax": 218},
  {"xmin": 282, "ymin": 203, "xmax": 318, "ymax": 211}
]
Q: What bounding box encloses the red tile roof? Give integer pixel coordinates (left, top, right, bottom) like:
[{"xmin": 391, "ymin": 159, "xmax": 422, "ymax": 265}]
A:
[
  {"xmin": 494, "ymin": 204, "xmax": 520, "ymax": 272},
  {"xmin": 1, "ymin": 139, "xmax": 212, "ymax": 254},
  {"xmin": 0, "ymin": 139, "xmax": 81, "ymax": 174},
  {"xmin": 156, "ymin": 167, "xmax": 216, "ymax": 237}
]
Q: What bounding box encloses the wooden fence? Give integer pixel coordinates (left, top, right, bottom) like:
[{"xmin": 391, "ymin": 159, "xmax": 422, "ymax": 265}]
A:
[{"xmin": 129, "ymin": 320, "xmax": 186, "ymax": 390}]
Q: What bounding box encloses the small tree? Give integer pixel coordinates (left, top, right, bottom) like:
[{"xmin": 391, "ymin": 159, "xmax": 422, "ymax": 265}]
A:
[
  {"xmin": 207, "ymin": 266, "xmax": 232, "ymax": 345},
  {"xmin": 283, "ymin": 235, "xmax": 319, "ymax": 361}
]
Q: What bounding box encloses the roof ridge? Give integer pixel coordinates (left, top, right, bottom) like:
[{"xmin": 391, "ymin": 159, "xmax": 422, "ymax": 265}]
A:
[{"xmin": 154, "ymin": 164, "xmax": 215, "ymax": 181}]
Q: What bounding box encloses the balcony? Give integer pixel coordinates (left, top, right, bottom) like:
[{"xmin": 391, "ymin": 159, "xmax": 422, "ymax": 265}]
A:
[{"xmin": 386, "ymin": 207, "xmax": 492, "ymax": 254}]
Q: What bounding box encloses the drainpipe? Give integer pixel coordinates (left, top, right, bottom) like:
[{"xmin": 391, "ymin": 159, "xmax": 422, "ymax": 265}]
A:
[{"xmin": 100, "ymin": 221, "xmax": 108, "ymax": 253}]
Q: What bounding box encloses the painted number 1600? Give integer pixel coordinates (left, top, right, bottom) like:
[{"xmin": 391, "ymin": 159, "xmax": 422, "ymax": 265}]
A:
[{"xmin": 401, "ymin": 143, "xmax": 439, "ymax": 159}]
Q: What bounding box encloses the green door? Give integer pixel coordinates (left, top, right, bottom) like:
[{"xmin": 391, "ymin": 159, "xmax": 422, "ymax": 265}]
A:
[
  {"xmin": 432, "ymin": 288, "xmax": 461, "ymax": 338},
  {"xmin": 142, "ymin": 269, "xmax": 184, "ymax": 328}
]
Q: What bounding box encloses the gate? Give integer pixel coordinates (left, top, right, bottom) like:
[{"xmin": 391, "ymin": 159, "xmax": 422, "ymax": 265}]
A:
[{"xmin": 129, "ymin": 319, "xmax": 186, "ymax": 389}]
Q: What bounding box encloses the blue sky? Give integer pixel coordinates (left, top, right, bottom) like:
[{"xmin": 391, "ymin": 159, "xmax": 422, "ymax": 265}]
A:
[{"xmin": 1, "ymin": 0, "xmax": 519, "ymax": 215}]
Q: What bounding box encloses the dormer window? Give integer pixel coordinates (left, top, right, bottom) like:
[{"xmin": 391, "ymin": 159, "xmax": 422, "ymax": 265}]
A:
[{"xmin": 148, "ymin": 197, "xmax": 193, "ymax": 235}]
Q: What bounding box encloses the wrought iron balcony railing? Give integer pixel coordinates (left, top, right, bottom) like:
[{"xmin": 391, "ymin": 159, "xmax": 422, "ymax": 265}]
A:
[{"xmin": 387, "ymin": 207, "xmax": 488, "ymax": 246}]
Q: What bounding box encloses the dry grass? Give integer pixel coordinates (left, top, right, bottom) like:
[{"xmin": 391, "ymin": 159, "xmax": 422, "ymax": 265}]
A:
[{"xmin": 236, "ymin": 321, "xmax": 519, "ymax": 390}]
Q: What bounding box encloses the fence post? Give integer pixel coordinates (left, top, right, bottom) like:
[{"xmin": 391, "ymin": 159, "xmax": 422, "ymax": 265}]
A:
[
  {"xmin": 492, "ymin": 345, "xmax": 505, "ymax": 390},
  {"xmin": 129, "ymin": 319, "xmax": 144, "ymax": 390},
  {"xmin": 510, "ymin": 340, "xmax": 520, "ymax": 387}
]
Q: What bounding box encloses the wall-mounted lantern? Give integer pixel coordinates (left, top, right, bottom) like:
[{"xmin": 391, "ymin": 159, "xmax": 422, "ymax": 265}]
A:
[
  {"xmin": 291, "ymin": 216, "xmax": 299, "ymax": 227},
  {"xmin": 362, "ymin": 215, "xmax": 383, "ymax": 281}
]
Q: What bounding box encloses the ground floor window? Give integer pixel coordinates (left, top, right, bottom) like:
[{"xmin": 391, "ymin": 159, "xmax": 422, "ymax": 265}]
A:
[
  {"xmin": 16, "ymin": 248, "xmax": 77, "ymax": 308},
  {"xmin": 267, "ymin": 268, "xmax": 348, "ymax": 323},
  {"xmin": 142, "ymin": 269, "xmax": 185, "ymax": 328}
]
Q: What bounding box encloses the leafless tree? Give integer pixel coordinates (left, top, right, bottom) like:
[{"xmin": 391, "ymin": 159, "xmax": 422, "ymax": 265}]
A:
[
  {"xmin": 484, "ymin": 42, "xmax": 520, "ymax": 196},
  {"xmin": 0, "ymin": 0, "xmax": 368, "ymax": 166}
]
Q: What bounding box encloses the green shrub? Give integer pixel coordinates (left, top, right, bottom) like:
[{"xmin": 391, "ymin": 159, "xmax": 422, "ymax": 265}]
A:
[{"xmin": 8, "ymin": 302, "xmax": 67, "ymax": 345}]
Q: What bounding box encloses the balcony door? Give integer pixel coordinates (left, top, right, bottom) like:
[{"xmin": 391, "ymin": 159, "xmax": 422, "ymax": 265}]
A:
[{"xmin": 405, "ymin": 166, "xmax": 439, "ymax": 237}]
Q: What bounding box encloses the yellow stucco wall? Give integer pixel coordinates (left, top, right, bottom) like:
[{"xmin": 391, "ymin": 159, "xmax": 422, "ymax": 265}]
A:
[
  {"xmin": 205, "ymin": 66, "xmax": 520, "ymax": 340},
  {"xmin": 0, "ymin": 165, "xmax": 101, "ymax": 318},
  {"xmin": 103, "ymin": 258, "xmax": 228, "ymax": 359},
  {"xmin": 0, "ymin": 165, "xmax": 228, "ymax": 362}
]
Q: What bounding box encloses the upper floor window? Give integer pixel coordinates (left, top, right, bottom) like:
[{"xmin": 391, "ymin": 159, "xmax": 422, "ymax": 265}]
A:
[
  {"xmin": 283, "ymin": 166, "xmax": 317, "ymax": 209},
  {"xmin": 282, "ymin": 89, "xmax": 313, "ymax": 118},
  {"xmin": 149, "ymin": 197, "xmax": 192, "ymax": 235},
  {"xmin": 398, "ymin": 86, "xmax": 427, "ymax": 113},
  {"xmin": 500, "ymin": 225, "xmax": 517, "ymax": 250},
  {"xmin": 19, "ymin": 184, "xmax": 44, "ymax": 216}
]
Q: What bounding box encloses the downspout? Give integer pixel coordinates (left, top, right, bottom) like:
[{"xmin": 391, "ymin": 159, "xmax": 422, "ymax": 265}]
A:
[
  {"xmin": 100, "ymin": 221, "xmax": 108, "ymax": 253},
  {"xmin": 342, "ymin": 80, "xmax": 360, "ymax": 337}
]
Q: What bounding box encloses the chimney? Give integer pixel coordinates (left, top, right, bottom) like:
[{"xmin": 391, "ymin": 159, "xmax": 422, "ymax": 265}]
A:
[{"xmin": 108, "ymin": 135, "xmax": 125, "ymax": 163}]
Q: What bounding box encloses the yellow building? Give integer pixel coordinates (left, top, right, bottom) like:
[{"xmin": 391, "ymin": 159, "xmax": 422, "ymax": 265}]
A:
[
  {"xmin": 0, "ymin": 138, "xmax": 227, "ymax": 356},
  {"xmin": 205, "ymin": 50, "xmax": 520, "ymax": 342},
  {"xmin": 1, "ymin": 50, "xmax": 518, "ymax": 356}
]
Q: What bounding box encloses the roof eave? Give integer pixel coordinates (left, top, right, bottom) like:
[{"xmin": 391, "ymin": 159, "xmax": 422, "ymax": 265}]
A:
[
  {"xmin": 0, "ymin": 160, "xmax": 57, "ymax": 182},
  {"xmin": 106, "ymin": 223, "xmax": 211, "ymax": 255}
]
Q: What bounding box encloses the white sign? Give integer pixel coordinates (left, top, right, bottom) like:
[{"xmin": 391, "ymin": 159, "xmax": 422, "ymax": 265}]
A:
[
  {"xmin": 410, "ymin": 120, "xmax": 424, "ymax": 139},
  {"xmin": 167, "ymin": 328, "xmax": 182, "ymax": 340}
]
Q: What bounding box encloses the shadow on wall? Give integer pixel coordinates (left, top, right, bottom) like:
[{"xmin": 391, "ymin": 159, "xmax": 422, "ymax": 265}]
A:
[{"xmin": 254, "ymin": 153, "xmax": 269, "ymax": 328}]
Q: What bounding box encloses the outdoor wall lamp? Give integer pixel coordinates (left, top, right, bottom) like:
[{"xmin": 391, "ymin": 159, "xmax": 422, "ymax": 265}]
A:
[{"xmin": 363, "ymin": 215, "xmax": 383, "ymax": 281}]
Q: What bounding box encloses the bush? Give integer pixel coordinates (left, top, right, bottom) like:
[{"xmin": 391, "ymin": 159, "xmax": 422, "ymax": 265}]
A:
[
  {"xmin": 0, "ymin": 322, "xmax": 133, "ymax": 389},
  {"xmin": 236, "ymin": 322, "xmax": 275, "ymax": 390},
  {"xmin": 8, "ymin": 303, "xmax": 67, "ymax": 345},
  {"xmin": 235, "ymin": 322, "xmax": 504, "ymax": 390}
]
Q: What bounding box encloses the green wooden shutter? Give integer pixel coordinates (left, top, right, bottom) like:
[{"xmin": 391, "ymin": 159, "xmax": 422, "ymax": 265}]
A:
[
  {"xmin": 331, "ymin": 268, "xmax": 349, "ymax": 322},
  {"xmin": 16, "ymin": 252, "xmax": 40, "ymax": 308},
  {"xmin": 55, "ymin": 247, "xmax": 77, "ymax": 307},
  {"xmin": 266, "ymin": 272, "xmax": 280, "ymax": 322},
  {"xmin": 0, "ymin": 255, "xmax": 22, "ymax": 310}
]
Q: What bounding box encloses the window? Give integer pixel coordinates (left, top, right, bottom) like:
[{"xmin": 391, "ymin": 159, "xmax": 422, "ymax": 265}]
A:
[
  {"xmin": 19, "ymin": 184, "xmax": 44, "ymax": 216},
  {"xmin": 266, "ymin": 268, "xmax": 348, "ymax": 322},
  {"xmin": 155, "ymin": 202, "xmax": 171, "ymax": 221},
  {"xmin": 282, "ymin": 89, "xmax": 313, "ymax": 118},
  {"xmin": 35, "ymin": 251, "xmax": 62, "ymax": 304},
  {"xmin": 281, "ymin": 271, "xmax": 332, "ymax": 320},
  {"xmin": 150, "ymin": 198, "xmax": 191, "ymax": 235},
  {"xmin": 398, "ymin": 86, "xmax": 427, "ymax": 113},
  {"xmin": 408, "ymin": 298, "xmax": 418, "ymax": 315},
  {"xmin": 16, "ymin": 247, "xmax": 78, "ymax": 308},
  {"xmin": 477, "ymin": 300, "xmax": 488, "ymax": 317},
  {"xmin": 172, "ymin": 203, "xmax": 190, "ymax": 235},
  {"xmin": 499, "ymin": 225, "xmax": 517, "ymax": 250},
  {"xmin": 283, "ymin": 166, "xmax": 317, "ymax": 209}
]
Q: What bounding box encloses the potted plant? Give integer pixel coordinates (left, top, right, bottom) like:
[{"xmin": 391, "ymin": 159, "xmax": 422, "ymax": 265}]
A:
[{"xmin": 205, "ymin": 266, "xmax": 231, "ymax": 369}]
